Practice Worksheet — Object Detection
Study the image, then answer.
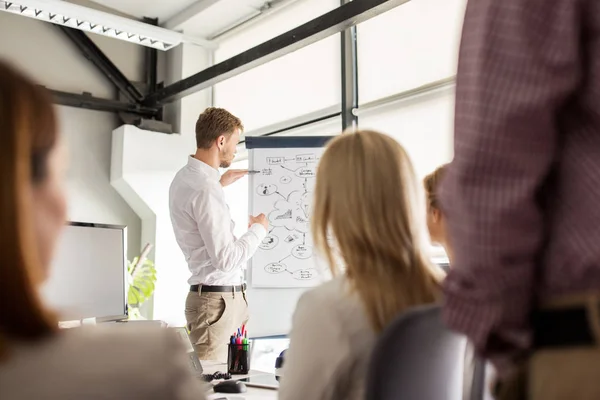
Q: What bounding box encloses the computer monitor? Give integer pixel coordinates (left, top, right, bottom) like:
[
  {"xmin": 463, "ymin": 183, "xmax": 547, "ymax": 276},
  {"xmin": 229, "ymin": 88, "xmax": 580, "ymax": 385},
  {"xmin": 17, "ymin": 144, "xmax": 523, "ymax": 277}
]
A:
[
  {"xmin": 250, "ymin": 336, "xmax": 290, "ymax": 374},
  {"xmin": 234, "ymin": 336, "xmax": 289, "ymax": 390},
  {"xmin": 172, "ymin": 327, "xmax": 203, "ymax": 377},
  {"xmin": 41, "ymin": 222, "xmax": 128, "ymax": 322}
]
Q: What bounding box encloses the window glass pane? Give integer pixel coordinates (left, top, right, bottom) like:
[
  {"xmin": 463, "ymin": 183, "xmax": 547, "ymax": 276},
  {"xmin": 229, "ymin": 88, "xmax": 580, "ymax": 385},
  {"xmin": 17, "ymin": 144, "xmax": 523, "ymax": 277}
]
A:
[
  {"xmin": 214, "ymin": 0, "xmax": 341, "ymax": 132},
  {"xmin": 267, "ymin": 115, "xmax": 342, "ymax": 138},
  {"xmin": 215, "ymin": 0, "xmax": 339, "ymax": 61},
  {"xmin": 357, "ymin": 0, "xmax": 466, "ymax": 104},
  {"xmin": 234, "ymin": 115, "xmax": 342, "ymax": 162},
  {"xmin": 359, "ymin": 89, "xmax": 455, "ymax": 258},
  {"xmin": 359, "ymin": 88, "xmax": 455, "ymax": 180}
]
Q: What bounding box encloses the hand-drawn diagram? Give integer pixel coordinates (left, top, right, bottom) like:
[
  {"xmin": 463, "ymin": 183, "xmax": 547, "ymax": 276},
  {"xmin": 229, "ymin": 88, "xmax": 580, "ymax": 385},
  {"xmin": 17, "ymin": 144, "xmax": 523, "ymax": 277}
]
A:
[{"xmin": 249, "ymin": 147, "xmax": 326, "ymax": 288}]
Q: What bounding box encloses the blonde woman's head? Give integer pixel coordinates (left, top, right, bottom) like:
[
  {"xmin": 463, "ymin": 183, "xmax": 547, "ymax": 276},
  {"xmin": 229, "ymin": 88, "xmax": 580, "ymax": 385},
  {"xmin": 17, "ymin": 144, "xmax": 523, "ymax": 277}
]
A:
[{"xmin": 312, "ymin": 130, "xmax": 441, "ymax": 332}]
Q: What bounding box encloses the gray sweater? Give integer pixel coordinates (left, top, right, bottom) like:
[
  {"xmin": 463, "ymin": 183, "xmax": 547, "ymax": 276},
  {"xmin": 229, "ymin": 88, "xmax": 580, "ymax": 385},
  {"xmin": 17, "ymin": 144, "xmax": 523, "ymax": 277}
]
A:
[
  {"xmin": 0, "ymin": 325, "xmax": 208, "ymax": 399},
  {"xmin": 279, "ymin": 277, "xmax": 377, "ymax": 400}
]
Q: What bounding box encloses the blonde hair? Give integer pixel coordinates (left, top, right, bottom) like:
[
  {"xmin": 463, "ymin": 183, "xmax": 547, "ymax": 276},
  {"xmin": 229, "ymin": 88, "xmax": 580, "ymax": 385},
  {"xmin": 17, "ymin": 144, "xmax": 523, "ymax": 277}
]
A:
[
  {"xmin": 312, "ymin": 130, "xmax": 442, "ymax": 333},
  {"xmin": 423, "ymin": 164, "xmax": 447, "ymax": 210}
]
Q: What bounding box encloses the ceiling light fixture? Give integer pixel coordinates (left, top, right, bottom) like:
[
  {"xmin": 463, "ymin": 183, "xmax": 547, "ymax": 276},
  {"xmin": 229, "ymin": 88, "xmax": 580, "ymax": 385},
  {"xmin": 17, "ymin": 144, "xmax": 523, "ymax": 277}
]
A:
[{"xmin": 0, "ymin": 0, "xmax": 216, "ymax": 51}]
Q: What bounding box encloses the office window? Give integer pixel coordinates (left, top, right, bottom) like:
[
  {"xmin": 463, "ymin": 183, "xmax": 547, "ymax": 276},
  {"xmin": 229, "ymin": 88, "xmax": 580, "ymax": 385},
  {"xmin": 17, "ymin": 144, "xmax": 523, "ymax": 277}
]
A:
[
  {"xmin": 214, "ymin": 0, "xmax": 341, "ymax": 132},
  {"xmin": 357, "ymin": 0, "xmax": 466, "ymax": 104},
  {"xmin": 358, "ymin": 88, "xmax": 455, "ymax": 180},
  {"xmin": 359, "ymin": 89, "xmax": 455, "ymax": 260},
  {"xmin": 215, "ymin": 0, "xmax": 339, "ymax": 60}
]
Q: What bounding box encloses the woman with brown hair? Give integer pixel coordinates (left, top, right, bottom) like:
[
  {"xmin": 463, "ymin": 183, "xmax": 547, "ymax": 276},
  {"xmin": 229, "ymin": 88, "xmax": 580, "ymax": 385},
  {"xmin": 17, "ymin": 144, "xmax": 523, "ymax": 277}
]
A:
[
  {"xmin": 423, "ymin": 164, "xmax": 454, "ymax": 264},
  {"xmin": 0, "ymin": 60, "xmax": 206, "ymax": 399},
  {"xmin": 278, "ymin": 130, "xmax": 443, "ymax": 400},
  {"xmin": 424, "ymin": 164, "xmax": 491, "ymax": 400}
]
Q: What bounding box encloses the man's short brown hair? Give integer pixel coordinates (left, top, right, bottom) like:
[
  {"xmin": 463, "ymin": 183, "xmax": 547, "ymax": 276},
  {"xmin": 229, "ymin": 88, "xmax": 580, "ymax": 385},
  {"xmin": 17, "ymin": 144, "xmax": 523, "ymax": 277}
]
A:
[{"xmin": 195, "ymin": 107, "xmax": 244, "ymax": 149}]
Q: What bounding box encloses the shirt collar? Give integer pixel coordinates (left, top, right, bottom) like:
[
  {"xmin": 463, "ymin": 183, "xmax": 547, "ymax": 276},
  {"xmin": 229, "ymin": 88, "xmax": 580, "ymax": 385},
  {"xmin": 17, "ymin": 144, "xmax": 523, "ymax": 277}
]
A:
[{"xmin": 187, "ymin": 156, "xmax": 220, "ymax": 181}]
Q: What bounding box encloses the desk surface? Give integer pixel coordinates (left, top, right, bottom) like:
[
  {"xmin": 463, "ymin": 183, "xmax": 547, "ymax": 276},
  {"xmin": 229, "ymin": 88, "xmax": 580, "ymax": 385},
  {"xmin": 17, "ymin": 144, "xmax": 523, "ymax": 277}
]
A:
[{"xmin": 202, "ymin": 361, "xmax": 277, "ymax": 400}]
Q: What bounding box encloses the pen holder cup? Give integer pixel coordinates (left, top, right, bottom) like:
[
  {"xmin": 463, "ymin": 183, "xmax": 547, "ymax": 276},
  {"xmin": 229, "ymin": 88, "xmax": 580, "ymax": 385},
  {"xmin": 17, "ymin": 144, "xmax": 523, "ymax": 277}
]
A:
[{"xmin": 227, "ymin": 342, "xmax": 252, "ymax": 375}]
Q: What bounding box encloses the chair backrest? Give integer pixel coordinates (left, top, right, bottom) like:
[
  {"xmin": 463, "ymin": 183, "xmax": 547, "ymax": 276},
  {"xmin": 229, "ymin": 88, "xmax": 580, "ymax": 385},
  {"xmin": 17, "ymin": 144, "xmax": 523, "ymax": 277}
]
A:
[
  {"xmin": 469, "ymin": 356, "xmax": 487, "ymax": 400},
  {"xmin": 365, "ymin": 304, "xmax": 466, "ymax": 400}
]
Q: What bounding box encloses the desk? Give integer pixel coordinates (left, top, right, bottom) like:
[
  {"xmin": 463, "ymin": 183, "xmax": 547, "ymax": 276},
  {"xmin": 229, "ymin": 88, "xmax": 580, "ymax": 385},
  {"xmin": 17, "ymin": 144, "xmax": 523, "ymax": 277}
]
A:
[{"xmin": 202, "ymin": 361, "xmax": 277, "ymax": 400}]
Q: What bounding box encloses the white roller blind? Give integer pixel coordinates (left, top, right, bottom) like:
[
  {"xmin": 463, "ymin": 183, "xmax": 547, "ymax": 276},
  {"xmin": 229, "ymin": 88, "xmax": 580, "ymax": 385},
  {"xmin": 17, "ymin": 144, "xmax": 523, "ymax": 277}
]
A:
[
  {"xmin": 359, "ymin": 89, "xmax": 455, "ymax": 260},
  {"xmin": 214, "ymin": 0, "xmax": 340, "ymax": 132},
  {"xmin": 357, "ymin": 0, "xmax": 466, "ymax": 104},
  {"xmin": 359, "ymin": 88, "xmax": 455, "ymax": 180}
]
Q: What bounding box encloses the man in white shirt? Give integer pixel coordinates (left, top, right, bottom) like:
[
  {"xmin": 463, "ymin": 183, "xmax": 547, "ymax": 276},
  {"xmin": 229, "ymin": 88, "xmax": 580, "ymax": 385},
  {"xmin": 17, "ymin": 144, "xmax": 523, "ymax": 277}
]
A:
[{"xmin": 169, "ymin": 107, "xmax": 268, "ymax": 362}]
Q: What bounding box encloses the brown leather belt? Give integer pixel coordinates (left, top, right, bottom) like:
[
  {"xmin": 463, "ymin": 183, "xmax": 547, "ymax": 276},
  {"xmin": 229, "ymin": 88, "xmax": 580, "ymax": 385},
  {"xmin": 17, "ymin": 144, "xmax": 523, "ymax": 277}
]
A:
[
  {"xmin": 190, "ymin": 284, "xmax": 246, "ymax": 293},
  {"xmin": 533, "ymin": 307, "xmax": 596, "ymax": 348}
]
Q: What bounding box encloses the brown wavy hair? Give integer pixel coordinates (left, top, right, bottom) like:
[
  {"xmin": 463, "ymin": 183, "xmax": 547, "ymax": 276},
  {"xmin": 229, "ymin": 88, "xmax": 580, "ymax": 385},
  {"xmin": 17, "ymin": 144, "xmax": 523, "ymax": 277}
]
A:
[
  {"xmin": 312, "ymin": 130, "xmax": 442, "ymax": 332},
  {"xmin": 0, "ymin": 61, "xmax": 58, "ymax": 357},
  {"xmin": 423, "ymin": 164, "xmax": 447, "ymax": 211}
]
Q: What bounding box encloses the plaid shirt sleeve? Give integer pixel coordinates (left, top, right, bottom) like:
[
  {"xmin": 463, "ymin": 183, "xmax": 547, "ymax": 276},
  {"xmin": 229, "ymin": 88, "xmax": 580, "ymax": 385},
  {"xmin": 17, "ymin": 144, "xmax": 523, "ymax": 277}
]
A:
[{"xmin": 439, "ymin": 0, "xmax": 582, "ymax": 373}]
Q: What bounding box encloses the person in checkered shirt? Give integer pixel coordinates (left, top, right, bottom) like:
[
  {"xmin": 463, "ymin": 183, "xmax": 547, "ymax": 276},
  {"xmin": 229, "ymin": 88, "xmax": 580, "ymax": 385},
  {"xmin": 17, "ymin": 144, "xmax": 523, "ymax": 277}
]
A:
[{"xmin": 440, "ymin": 0, "xmax": 600, "ymax": 399}]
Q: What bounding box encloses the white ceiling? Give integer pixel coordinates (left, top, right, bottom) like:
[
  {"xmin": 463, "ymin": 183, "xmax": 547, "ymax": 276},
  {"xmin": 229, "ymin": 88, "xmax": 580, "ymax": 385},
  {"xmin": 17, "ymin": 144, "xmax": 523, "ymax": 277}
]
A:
[
  {"xmin": 178, "ymin": 0, "xmax": 266, "ymax": 37},
  {"xmin": 89, "ymin": 0, "xmax": 269, "ymax": 37},
  {"xmin": 89, "ymin": 0, "xmax": 199, "ymax": 20}
]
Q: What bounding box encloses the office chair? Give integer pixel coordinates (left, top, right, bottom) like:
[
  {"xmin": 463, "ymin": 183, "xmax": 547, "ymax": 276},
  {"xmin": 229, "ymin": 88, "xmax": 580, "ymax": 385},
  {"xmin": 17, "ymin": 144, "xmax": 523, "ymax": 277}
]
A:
[
  {"xmin": 365, "ymin": 304, "xmax": 466, "ymax": 400},
  {"xmin": 470, "ymin": 356, "xmax": 494, "ymax": 400}
]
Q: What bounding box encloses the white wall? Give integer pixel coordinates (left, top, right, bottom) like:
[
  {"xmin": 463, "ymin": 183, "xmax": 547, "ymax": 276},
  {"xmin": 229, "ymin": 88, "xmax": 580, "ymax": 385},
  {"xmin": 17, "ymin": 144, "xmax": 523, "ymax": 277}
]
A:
[
  {"xmin": 60, "ymin": 107, "xmax": 142, "ymax": 259},
  {"xmin": 112, "ymin": 126, "xmax": 195, "ymax": 325},
  {"xmin": 0, "ymin": 11, "xmax": 143, "ymax": 260}
]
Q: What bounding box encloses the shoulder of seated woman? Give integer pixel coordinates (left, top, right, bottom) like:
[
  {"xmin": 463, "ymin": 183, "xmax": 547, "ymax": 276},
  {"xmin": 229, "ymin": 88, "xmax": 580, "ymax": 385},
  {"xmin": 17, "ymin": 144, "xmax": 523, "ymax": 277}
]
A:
[{"xmin": 301, "ymin": 277, "xmax": 358, "ymax": 309}]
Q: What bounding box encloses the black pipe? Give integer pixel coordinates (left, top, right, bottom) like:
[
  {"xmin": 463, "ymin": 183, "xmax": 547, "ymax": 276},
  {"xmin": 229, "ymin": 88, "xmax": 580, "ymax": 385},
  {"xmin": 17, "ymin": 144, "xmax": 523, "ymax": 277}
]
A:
[
  {"xmin": 49, "ymin": 89, "xmax": 158, "ymax": 116},
  {"xmin": 143, "ymin": 17, "xmax": 159, "ymax": 93},
  {"xmin": 340, "ymin": 0, "xmax": 359, "ymax": 131},
  {"xmin": 58, "ymin": 26, "xmax": 145, "ymax": 104}
]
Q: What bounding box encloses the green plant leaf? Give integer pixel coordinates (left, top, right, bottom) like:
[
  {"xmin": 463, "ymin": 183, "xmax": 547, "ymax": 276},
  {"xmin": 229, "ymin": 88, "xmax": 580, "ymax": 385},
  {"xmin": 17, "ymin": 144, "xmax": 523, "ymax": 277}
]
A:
[
  {"xmin": 128, "ymin": 306, "xmax": 145, "ymax": 321},
  {"xmin": 127, "ymin": 258, "xmax": 156, "ymax": 308}
]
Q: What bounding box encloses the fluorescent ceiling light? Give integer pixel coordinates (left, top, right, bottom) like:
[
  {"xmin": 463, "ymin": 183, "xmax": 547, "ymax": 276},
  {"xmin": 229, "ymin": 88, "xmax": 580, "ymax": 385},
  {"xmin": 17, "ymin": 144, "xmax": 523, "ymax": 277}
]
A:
[{"xmin": 0, "ymin": 0, "xmax": 216, "ymax": 50}]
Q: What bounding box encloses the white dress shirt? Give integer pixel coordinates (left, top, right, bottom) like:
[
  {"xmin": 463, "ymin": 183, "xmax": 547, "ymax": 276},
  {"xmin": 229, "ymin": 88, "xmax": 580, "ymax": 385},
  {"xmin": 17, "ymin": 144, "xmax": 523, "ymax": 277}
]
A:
[{"xmin": 169, "ymin": 156, "xmax": 266, "ymax": 285}]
